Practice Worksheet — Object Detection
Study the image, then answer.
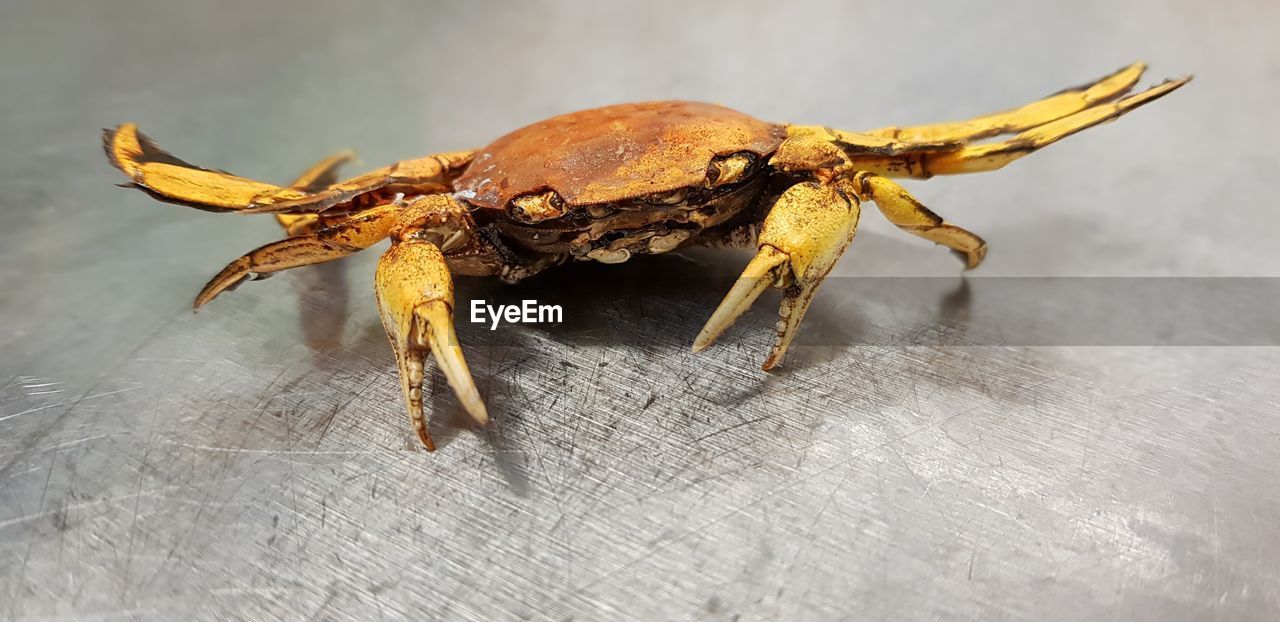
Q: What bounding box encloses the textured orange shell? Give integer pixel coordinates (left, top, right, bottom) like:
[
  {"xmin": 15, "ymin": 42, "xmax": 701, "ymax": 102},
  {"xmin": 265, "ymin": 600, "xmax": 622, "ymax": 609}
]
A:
[{"xmin": 454, "ymin": 101, "xmax": 786, "ymax": 209}]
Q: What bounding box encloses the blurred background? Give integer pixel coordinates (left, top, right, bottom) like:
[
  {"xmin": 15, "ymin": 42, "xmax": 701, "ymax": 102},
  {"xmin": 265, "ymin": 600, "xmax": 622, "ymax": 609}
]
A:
[{"xmin": 2, "ymin": 0, "xmax": 1278, "ymax": 620}]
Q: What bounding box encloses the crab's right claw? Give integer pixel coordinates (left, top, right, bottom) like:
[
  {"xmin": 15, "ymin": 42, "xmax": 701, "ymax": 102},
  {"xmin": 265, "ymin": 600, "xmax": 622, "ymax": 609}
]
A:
[
  {"xmin": 375, "ymin": 239, "xmax": 487, "ymax": 450},
  {"xmin": 693, "ymin": 247, "xmax": 788, "ymax": 353},
  {"xmin": 694, "ymin": 179, "xmax": 861, "ymax": 370}
]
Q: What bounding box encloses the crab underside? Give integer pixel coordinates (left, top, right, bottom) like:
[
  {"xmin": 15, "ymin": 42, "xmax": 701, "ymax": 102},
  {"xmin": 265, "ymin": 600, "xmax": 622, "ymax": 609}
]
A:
[{"xmin": 103, "ymin": 62, "xmax": 1188, "ymax": 450}]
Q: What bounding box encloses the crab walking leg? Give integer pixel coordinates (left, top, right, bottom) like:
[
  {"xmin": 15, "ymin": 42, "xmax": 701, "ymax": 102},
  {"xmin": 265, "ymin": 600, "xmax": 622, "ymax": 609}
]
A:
[
  {"xmin": 195, "ymin": 203, "xmax": 402, "ymax": 308},
  {"xmin": 923, "ymin": 77, "xmax": 1191, "ymax": 175},
  {"xmin": 375, "ymin": 239, "xmax": 487, "ymax": 450},
  {"xmin": 852, "ymin": 77, "xmax": 1192, "ymax": 179},
  {"xmin": 864, "ymin": 62, "xmax": 1148, "ymax": 144},
  {"xmin": 291, "ymin": 150, "xmax": 357, "ymax": 192},
  {"xmin": 695, "ymin": 179, "xmax": 861, "ymax": 370},
  {"xmin": 240, "ymin": 150, "xmax": 475, "ymax": 214},
  {"xmin": 103, "ymin": 123, "xmax": 473, "ymax": 214},
  {"xmin": 274, "ymin": 212, "xmax": 327, "ymax": 238},
  {"xmin": 103, "ymin": 123, "xmax": 301, "ymax": 211},
  {"xmin": 852, "ymin": 173, "xmax": 987, "ymax": 269},
  {"xmin": 276, "ymin": 151, "xmax": 357, "ymax": 236}
]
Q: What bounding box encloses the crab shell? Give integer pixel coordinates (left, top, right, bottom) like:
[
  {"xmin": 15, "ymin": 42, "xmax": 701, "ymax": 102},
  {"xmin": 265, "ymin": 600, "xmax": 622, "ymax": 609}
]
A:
[
  {"xmin": 451, "ymin": 101, "xmax": 787, "ymax": 263},
  {"xmin": 454, "ymin": 101, "xmax": 786, "ymax": 209}
]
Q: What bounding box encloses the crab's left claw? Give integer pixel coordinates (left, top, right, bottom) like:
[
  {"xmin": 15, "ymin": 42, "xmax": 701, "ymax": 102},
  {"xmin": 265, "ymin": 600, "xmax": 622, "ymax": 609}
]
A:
[
  {"xmin": 375, "ymin": 238, "xmax": 487, "ymax": 450},
  {"xmin": 694, "ymin": 179, "xmax": 861, "ymax": 370}
]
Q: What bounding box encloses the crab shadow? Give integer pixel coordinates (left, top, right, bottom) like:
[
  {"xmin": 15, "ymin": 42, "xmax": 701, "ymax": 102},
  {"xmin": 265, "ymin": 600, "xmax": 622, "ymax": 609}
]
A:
[
  {"xmin": 270, "ymin": 210, "xmax": 1119, "ymax": 491},
  {"xmin": 293, "ymin": 261, "xmax": 350, "ymax": 358},
  {"xmin": 449, "ymin": 233, "xmax": 978, "ymax": 362},
  {"xmin": 332, "ymin": 230, "xmax": 980, "ymax": 479}
]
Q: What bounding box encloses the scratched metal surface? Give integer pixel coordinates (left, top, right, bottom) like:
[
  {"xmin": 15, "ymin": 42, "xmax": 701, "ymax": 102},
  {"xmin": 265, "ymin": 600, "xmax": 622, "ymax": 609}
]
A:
[{"xmin": 3, "ymin": 0, "xmax": 1279, "ymax": 620}]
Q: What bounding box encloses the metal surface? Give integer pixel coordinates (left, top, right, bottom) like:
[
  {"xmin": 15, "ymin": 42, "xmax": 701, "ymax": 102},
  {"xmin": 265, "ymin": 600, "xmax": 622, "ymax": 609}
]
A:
[{"xmin": 2, "ymin": 1, "xmax": 1278, "ymax": 619}]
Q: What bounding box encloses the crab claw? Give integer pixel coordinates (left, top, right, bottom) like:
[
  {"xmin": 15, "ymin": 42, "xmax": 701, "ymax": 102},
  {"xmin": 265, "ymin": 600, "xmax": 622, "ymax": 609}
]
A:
[
  {"xmin": 375, "ymin": 239, "xmax": 487, "ymax": 450},
  {"xmin": 694, "ymin": 180, "xmax": 861, "ymax": 370},
  {"xmin": 693, "ymin": 246, "xmax": 788, "ymax": 353}
]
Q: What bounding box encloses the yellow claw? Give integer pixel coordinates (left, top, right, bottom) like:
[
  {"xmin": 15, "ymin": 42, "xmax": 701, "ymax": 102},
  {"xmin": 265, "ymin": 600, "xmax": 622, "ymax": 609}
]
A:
[
  {"xmin": 695, "ymin": 180, "xmax": 861, "ymax": 369},
  {"xmin": 413, "ymin": 300, "xmax": 488, "ymax": 427},
  {"xmin": 376, "ymin": 239, "xmax": 487, "ymax": 450},
  {"xmin": 693, "ymin": 246, "xmax": 787, "ymax": 353}
]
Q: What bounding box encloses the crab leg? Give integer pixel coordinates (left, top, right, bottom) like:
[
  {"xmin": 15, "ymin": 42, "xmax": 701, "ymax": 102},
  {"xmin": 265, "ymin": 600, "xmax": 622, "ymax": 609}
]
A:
[
  {"xmin": 103, "ymin": 123, "xmax": 472, "ymax": 214},
  {"xmin": 851, "ymin": 76, "xmax": 1191, "ymax": 178},
  {"xmin": 924, "ymin": 77, "xmax": 1190, "ymax": 175},
  {"xmin": 375, "ymin": 238, "xmax": 487, "ymax": 451},
  {"xmin": 694, "ymin": 179, "xmax": 861, "ymax": 370},
  {"xmin": 195, "ymin": 203, "xmax": 402, "ymax": 308},
  {"xmin": 851, "ymin": 172, "xmax": 987, "ymax": 269},
  {"xmin": 864, "ymin": 62, "xmax": 1148, "ymax": 144},
  {"xmin": 239, "ymin": 151, "xmax": 474, "ymax": 214},
  {"xmin": 276, "ymin": 151, "xmax": 356, "ymax": 235}
]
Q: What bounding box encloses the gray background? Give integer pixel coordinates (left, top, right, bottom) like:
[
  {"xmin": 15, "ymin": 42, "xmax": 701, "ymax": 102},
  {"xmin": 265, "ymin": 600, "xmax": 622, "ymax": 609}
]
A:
[{"xmin": 2, "ymin": 0, "xmax": 1278, "ymax": 620}]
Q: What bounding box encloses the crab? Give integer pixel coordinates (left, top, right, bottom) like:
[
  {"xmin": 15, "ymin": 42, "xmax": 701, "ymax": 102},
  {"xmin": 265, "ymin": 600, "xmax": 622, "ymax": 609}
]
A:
[{"xmin": 104, "ymin": 62, "xmax": 1188, "ymax": 450}]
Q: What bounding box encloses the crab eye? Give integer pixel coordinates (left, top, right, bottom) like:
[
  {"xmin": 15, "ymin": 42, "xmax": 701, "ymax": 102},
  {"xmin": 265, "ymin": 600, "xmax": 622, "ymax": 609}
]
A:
[
  {"xmin": 509, "ymin": 191, "xmax": 566, "ymax": 223},
  {"xmin": 706, "ymin": 153, "xmax": 755, "ymax": 188}
]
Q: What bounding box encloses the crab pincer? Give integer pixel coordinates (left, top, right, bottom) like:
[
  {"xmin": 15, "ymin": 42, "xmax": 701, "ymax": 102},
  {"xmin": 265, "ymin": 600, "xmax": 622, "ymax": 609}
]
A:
[
  {"xmin": 375, "ymin": 237, "xmax": 486, "ymax": 450},
  {"xmin": 694, "ymin": 179, "xmax": 862, "ymax": 369}
]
